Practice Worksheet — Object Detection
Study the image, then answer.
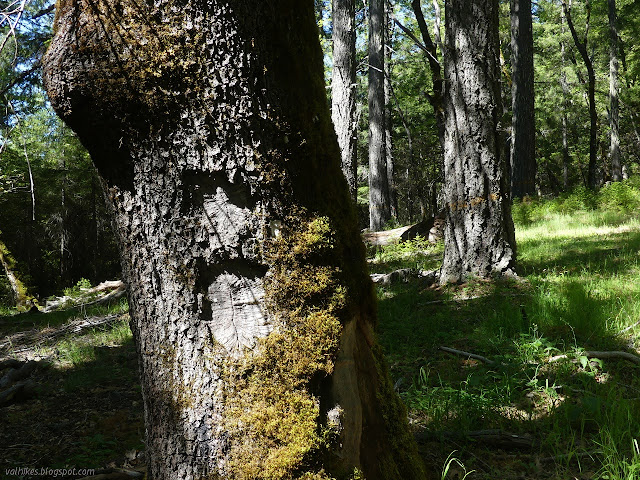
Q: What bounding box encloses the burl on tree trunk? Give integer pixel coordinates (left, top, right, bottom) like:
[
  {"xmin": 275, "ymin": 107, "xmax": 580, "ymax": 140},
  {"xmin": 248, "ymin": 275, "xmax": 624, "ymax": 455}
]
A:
[{"xmin": 43, "ymin": 1, "xmax": 426, "ymax": 479}]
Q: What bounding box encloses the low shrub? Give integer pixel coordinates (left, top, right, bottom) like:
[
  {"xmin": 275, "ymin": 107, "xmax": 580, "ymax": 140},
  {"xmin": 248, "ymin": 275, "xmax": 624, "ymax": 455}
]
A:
[{"xmin": 597, "ymin": 180, "xmax": 640, "ymax": 213}]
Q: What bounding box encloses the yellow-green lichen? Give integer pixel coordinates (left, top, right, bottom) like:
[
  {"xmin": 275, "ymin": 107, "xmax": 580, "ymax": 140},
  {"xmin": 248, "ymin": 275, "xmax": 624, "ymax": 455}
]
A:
[{"xmin": 222, "ymin": 214, "xmax": 353, "ymax": 479}]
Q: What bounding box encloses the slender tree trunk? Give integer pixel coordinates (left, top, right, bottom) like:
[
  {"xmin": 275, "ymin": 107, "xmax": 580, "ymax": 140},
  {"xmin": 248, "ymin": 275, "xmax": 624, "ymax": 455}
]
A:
[
  {"xmin": 440, "ymin": 0, "xmax": 517, "ymax": 284},
  {"xmin": 560, "ymin": 9, "xmax": 571, "ymax": 190},
  {"xmin": 385, "ymin": 0, "xmax": 398, "ymax": 221},
  {"xmin": 563, "ymin": 0, "xmax": 597, "ymax": 189},
  {"xmin": 411, "ymin": 0, "xmax": 445, "ymax": 149},
  {"xmin": 43, "ymin": 1, "xmax": 425, "ymax": 478},
  {"xmin": 91, "ymin": 175, "xmax": 99, "ymax": 279},
  {"xmin": 369, "ymin": 0, "xmax": 391, "ymax": 230},
  {"xmin": 510, "ymin": 0, "xmax": 536, "ymax": 198},
  {"xmin": 0, "ymin": 239, "xmax": 27, "ymax": 308},
  {"xmin": 332, "ymin": 0, "xmax": 358, "ymax": 201},
  {"xmin": 59, "ymin": 151, "xmax": 68, "ymax": 284},
  {"xmin": 22, "ymin": 142, "xmax": 35, "ymax": 222},
  {"xmin": 608, "ymin": 0, "xmax": 621, "ymax": 181}
]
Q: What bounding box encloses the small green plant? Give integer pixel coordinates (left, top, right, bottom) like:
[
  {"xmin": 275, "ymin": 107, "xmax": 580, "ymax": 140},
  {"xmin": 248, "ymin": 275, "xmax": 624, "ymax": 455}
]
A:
[
  {"xmin": 63, "ymin": 278, "xmax": 93, "ymax": 297},
  {"xmin": 441, "ymin": 451, "xmax": 475, "ymax": 479},
  {"xmin": 512, "ymin": 197, "xmax": 535, "ymax": 226}
]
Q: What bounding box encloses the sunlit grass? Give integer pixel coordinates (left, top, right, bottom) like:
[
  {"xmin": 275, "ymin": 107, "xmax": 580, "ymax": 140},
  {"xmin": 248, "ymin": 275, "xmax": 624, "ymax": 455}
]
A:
[
  {"xmin": 57, "ymin": 316, "xmax": 132, "ymax": 367},
  {"xmin": 374, "ymin": 197, "xmax": 640, "ymax": 478}
]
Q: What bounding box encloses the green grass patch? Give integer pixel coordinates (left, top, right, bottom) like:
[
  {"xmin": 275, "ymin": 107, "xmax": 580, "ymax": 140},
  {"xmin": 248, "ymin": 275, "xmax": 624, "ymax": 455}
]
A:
[{"xmin": 373, "ymin": 192, "xmax": 640, "ymax": 479}]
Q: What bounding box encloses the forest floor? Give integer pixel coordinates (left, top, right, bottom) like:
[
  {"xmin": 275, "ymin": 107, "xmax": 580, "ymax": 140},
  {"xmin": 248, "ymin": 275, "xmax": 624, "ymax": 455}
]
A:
[
  {"xmin": 1, "ymin": 206, "xmax": 640, "ymax": 479},
  {"xmin": 371, "ymin": 207, "xmax": 640, "ymax": 479},
  {"xmin": 0, "ymin": 301, "xmax": 145, "ymax": 479}
]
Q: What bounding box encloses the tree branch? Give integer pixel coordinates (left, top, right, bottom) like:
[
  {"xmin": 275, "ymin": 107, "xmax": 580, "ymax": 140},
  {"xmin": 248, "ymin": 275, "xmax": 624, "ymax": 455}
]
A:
[{"xmin": 439, "ymin": 346, "xmax": 496, "ymax": 366}]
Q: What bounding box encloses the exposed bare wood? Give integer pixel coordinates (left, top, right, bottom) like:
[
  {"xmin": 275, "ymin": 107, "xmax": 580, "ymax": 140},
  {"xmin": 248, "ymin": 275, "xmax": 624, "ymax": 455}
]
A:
[{"xmin": 362, "ymin": 214, "xmax": 444, "ymax": 246}]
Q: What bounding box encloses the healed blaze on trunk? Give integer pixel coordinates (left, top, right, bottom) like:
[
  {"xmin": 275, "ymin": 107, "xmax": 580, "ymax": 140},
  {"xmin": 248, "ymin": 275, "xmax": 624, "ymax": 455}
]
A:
[
  {"xmin": 440, "ymin": 0, "xmax": 517, "ymax": 284},
  {"xmin": 43, "ymin": 1, "xmax": 426, "ymax": 479}
]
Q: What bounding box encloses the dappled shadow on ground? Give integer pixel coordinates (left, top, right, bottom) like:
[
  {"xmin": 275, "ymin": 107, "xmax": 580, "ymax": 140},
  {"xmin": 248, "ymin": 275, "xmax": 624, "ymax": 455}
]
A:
[
  {"xmin": 0, "ymin": 312, "xmax": 144, "ymax": 479},
  {"xmin": 375, "ymin": 229, "xmax": 640, "ymax": 479}
]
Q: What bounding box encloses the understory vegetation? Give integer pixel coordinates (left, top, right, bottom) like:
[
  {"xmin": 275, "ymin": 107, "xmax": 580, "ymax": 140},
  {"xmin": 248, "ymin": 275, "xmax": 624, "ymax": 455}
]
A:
[
  {"xmin": 375, "ymin": 184, "xmax": 640, "ymax": 479},
  {"xmin": 1, "ymin": 185, "xmax": 640, "ymax": 479}
]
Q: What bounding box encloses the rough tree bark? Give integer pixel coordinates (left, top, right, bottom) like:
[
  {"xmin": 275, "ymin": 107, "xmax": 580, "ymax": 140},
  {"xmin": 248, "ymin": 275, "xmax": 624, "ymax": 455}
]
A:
[
  {"xmin": 510, "ymin": 0, "xmax": 536, "ymax": 198},
  {"xmin": 563, "ymin": 0, "xmax": 597, "ymax": 189},
  {"xmin": 368, "ymin": 0, "xmax": 391, "ymax": 230},
  {"xmin": 608, "ymin": 0, "xmax": 621, "ymax": 182},
  {"xmin": 43, "ymin": 1, "xmax": 426, "ymax": 479},
  {"xmin": 440, "ymin": 0, "xmax": 517, "ymax": 284},
  {"xmin": 332, "ymin": 0, "xmax": 358, "ymax": 201}
]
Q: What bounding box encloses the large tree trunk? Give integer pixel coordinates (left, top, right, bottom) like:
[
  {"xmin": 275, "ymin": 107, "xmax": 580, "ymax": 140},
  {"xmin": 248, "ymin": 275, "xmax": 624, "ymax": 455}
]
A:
[
  {"xmin": 608, "ymin": 0, "xmax": 621, "ymax": 182},
  {"xmin": 440, "ymin": 0, "xmax": 517, "ymax": 284},
  {"xmin": 563, "ymin": 0, "xmax": 597, "ymax": 189},
  {"xmin": 43, "ymin": 1, "xmax": 426, "ymax": 479},
  {"xmin": 510, "ymin": 0, "xmax": 536, "ymax": 198},
  {"xmin": 368, "ymin": 0, "xmax": 391, "ymax": 230},
  {"xmin": 332, "ymin": 0, "xmax": 358, "ymax": 201}
]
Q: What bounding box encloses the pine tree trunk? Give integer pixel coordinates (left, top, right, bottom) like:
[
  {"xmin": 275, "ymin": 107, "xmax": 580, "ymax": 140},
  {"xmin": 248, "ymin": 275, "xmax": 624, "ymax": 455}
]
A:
[
  {"xmin": 410, "ymin": 0, "xmax": 445, "ymax": 149},
  {"xmin": 560, "ymin": 10, "xmax": 571, "ymax": 190},
  {"xmin": 440, "ymin": 0, "xmax": 517, "ymax": 284},
  {"xmin": 608, "ymin": 0, "xmax": 621, "ymax": 182},
  {"xmin": 510, "ymin": 0, "xmax": 536, "ymax": 198},
  {"xmin": 368, "ymin": 0, "xmax": 391, "ymax": 231},
  {"xmin": 332, "ymin": 0, "xmax": 358, "ymax": 201},
  {"xmin": 43, "ymin": 1, "xmax": 426, "ymax": 478},
  {"xmin": 385, "ymin": 0, "xmax": 398, "ymax": 221},
  {"xmin": 563, "ymin": 0, "xmax": 598, "ymax": 189}
]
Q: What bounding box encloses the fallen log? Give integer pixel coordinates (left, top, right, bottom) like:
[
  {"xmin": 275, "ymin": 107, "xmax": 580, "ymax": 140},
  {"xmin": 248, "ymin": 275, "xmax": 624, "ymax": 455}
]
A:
[
  {"xmin": 0, "ymin": 379, "xmax": 36, "ymax": 407},
  {"xmin": 80, "ymin": 286, "xmax": 127, "ymax": 309},
  {"xmin": 583, "ymin": 350, "xmax": 640, "ymax": 365},
  {"xmin": 0, "ymin": 314, "xmax": 125, "ymax": 355},
  {"xmin": 0, "ymin": 358, "xmax": 24, "ymax": 371},
  {"xmin": 362, "ymin": 212, "xmax": 445, "ymax": 247},
  {"xmin": 0, "ymin": 360, "xmax": 38, "ymax": 389},
  {"xmin": 370, "ymin": 268, "xmax": 414, "ymax": 286},
  {"xmin": 370, "ymin": 269, "xmax": 437, "ymax": 286},
  {"xmin": 44, "ymin": 280, "xmax": 126, "ymax": 312}
]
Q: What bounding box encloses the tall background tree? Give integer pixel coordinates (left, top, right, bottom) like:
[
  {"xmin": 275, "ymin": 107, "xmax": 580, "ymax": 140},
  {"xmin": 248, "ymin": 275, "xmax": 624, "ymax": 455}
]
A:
[
  {"xmin": 43, "ymin": 0, "xmax": 426, "ymax": 478},
  {"xmin": 510, "ymin": 0, "xmax": 536, "ymax": 198},
  {"xmin": 563, "ymin": 0, "xmax": 598, "ymax": 189},
  {"xmin": 332, "ymin": 0, "xmax": 358, "ymax": 200},
  {"xmin": 608, "ymin": 0, "xmax": 621, "ymax": 181},
  {"xmin": 368, "ymin": 0, "xmax": 391, "ymax": 230},
  {"xmin": 440, "ymin": 0, "xmax": 517, "ymax": 283}
]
